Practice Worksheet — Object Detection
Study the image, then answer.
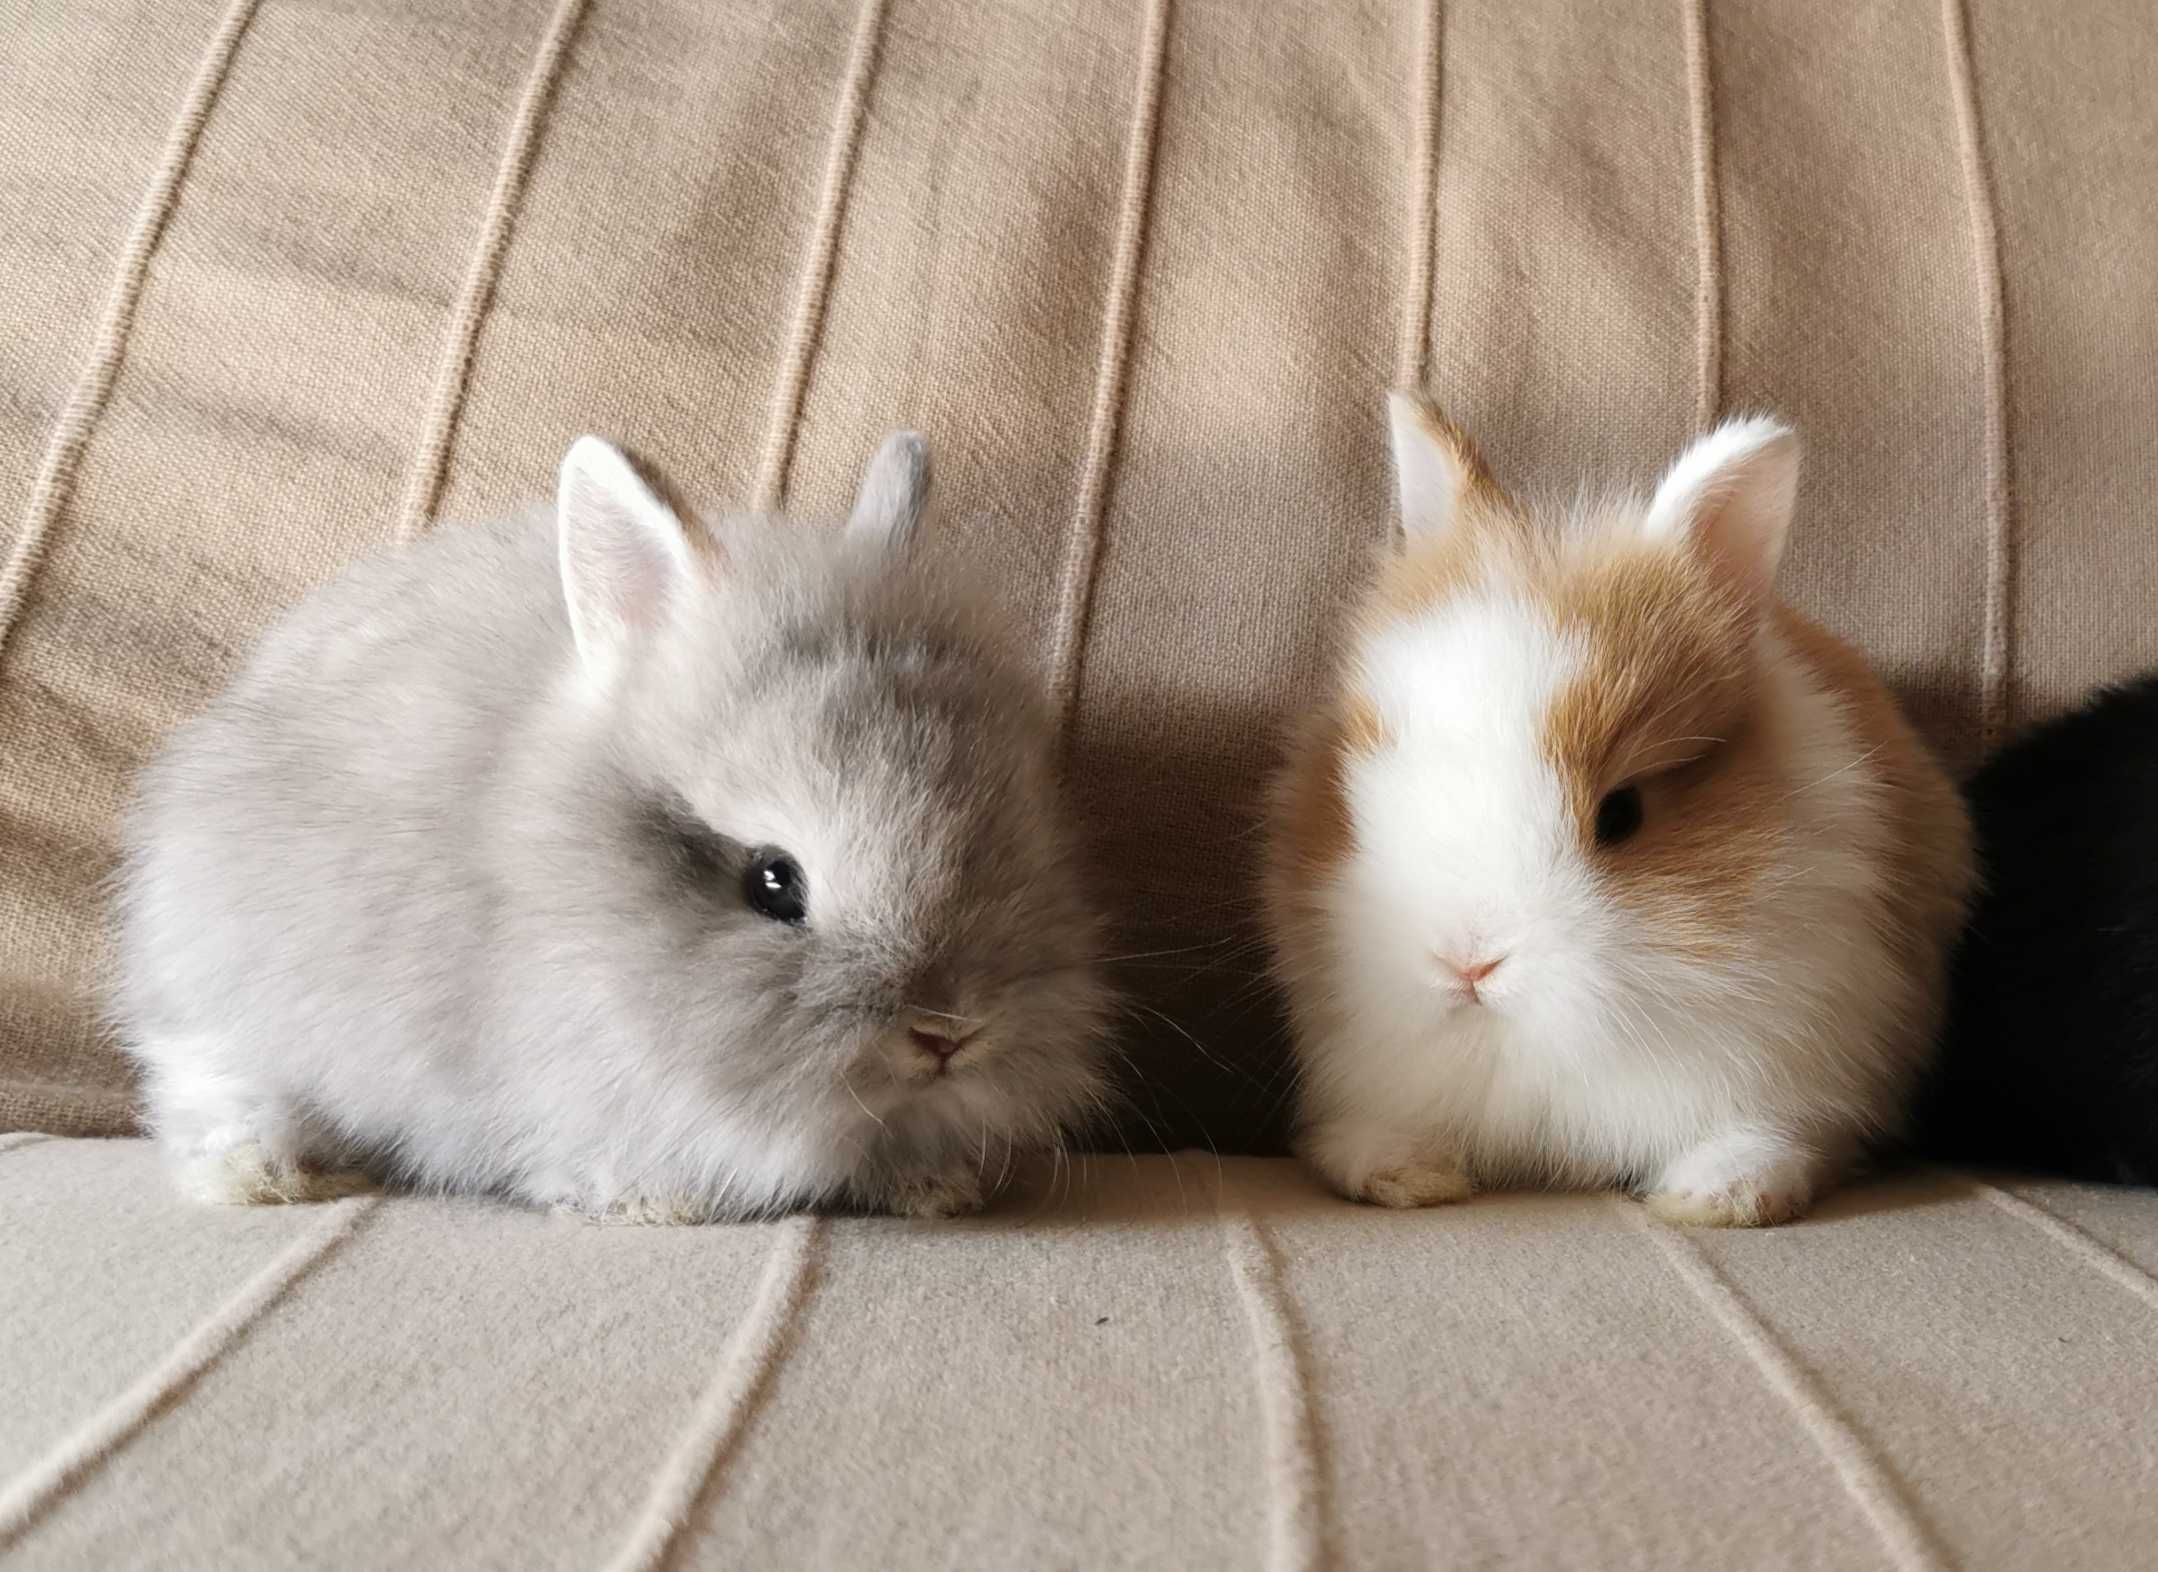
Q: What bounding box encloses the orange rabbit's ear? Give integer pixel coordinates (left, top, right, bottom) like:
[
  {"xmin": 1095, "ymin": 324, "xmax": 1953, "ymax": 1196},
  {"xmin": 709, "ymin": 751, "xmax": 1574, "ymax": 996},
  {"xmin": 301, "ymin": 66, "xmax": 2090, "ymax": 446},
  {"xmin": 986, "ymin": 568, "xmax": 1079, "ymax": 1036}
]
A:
[
  {"xmin": 1642, "ymin": 416, "xmax": 1801, "ymax": 605},
  {"xmin": 1385, "ymin": 391, "xmax": 1505, "ymax": 541}
]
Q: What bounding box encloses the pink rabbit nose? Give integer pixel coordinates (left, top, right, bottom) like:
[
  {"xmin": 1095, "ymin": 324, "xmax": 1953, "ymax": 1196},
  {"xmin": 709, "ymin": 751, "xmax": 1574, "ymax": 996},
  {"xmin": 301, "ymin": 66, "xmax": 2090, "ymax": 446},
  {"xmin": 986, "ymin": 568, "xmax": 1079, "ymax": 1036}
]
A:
[
  {"xmin": 910, "ymin": 1030, "xmax": 960, "ymax": 1061},
  {"xmin": 1438, "ymin": 954, "xmax": 1507, "ymax": 997},
  {"xmin": 908, "ymin": 1016, "xmax": 979, "ymax": 1066}
]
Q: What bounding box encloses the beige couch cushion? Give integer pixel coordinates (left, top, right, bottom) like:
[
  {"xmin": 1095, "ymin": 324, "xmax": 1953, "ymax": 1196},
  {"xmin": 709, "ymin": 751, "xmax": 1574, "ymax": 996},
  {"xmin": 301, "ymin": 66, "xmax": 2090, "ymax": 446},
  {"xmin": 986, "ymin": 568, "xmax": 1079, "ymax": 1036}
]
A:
[
  {"xmin": 5, "ymin": 1136, "xmax": 2158, "ymax": 1567},
  {"xmin": 5, "ymin": 0, "xmax": 2157, "ymax": 1135}
]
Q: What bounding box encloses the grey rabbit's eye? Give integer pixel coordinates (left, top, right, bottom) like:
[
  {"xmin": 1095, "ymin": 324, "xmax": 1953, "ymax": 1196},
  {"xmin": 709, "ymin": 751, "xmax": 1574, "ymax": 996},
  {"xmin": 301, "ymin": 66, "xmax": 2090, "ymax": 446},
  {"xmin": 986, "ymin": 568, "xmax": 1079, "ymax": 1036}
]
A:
[{"xmin": 744, "ymin": 852, "xmax": 808, "ymax": 925}]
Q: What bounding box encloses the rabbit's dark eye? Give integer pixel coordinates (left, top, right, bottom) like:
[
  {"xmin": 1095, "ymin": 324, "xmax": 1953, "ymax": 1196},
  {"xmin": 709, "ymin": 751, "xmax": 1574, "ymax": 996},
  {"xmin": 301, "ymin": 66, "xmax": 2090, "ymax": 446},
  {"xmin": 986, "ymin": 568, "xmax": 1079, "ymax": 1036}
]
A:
[
  {"xmin": 744, "ymin": 852, "xmax": 808, "ymax": 924},
  {"xmin": 1594, "ymin": 785, "xmax": 1644, "ymax": 848}
]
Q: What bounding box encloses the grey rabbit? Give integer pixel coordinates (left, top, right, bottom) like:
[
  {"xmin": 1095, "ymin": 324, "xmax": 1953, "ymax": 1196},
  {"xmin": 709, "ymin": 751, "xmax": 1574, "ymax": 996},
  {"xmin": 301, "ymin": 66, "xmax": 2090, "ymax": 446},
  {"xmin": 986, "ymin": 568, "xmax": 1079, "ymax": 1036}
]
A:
[{"xmin": 113, "ymin": 432, "xmax": 1114, "ymax": 1221}]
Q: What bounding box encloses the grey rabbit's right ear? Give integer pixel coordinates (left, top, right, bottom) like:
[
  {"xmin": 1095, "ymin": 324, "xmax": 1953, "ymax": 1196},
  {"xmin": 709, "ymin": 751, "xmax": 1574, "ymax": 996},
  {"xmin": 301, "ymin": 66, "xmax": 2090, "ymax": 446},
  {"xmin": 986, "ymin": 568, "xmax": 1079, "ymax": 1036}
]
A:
[{"xmin": 846, "ymin": 431, "xmax": 931, "ymax": 553}]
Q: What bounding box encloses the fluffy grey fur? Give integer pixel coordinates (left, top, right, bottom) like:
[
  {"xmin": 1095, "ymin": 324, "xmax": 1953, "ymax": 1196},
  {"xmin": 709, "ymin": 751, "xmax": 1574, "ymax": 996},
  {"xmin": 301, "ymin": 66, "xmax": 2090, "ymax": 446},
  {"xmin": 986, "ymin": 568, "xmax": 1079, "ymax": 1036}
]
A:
[{"xmin": 113, "ymin": 434, "xmax": 1113, "ymax": 1221}]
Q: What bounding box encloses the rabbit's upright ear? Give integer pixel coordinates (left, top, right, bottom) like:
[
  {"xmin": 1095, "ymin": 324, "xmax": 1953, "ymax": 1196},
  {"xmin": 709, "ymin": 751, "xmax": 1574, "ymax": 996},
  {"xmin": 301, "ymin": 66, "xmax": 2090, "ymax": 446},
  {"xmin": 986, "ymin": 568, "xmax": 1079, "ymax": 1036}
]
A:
[
  {"xmin": 846, "ymin": 431, "xmax": 931, "ymax": 555},
  {"xmin": 557, "ymin": 436, "xmax": 703, "ymax": 666},
  {"xmin": 1386, "ymin": 391, "xmax": 1509, "ymax": 543},
  {"xmin": 1642, "ymin": 416, "xmax": 1800, "ymax": 606}
]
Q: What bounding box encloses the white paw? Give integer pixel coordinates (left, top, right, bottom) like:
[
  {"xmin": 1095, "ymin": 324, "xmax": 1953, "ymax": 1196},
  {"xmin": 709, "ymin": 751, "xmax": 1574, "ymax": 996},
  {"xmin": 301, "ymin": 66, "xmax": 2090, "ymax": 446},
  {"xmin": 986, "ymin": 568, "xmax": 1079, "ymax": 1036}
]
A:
[
  {"xmin": 1646, "ymin": 1130, "xmax": 1818, "ymax": 1228},
  {"xmin": 1353, "ymin": 1162, "xmax": 1474, "ymax": 1210},
  {"xmin": 888, "ymin": 1169, "xmax": 985, "ymax": 1219},
  {"xmin": 1644, "ymin": 1178, "xmax": 1813, "ymax": 1228},
  {"xmin": 1303, "ymin": 1115, "xmax": 1472, "ymax": 1210},
  {"xmin": 564, "ymin": 1191, "xmax": 721, "ymax": 1227},
  {"xmin": 181, "ymin": 1141, "xmax": 374, "ymax": 1206}
]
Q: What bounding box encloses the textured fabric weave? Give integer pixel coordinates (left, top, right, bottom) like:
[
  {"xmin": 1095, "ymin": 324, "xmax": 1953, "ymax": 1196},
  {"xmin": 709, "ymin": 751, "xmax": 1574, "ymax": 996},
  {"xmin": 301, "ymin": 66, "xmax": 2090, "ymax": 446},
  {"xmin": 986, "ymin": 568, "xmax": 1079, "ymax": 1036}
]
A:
[
  {"xmin": 4, "ymin": 1139, "xmax": 2158, "ymax": 1568},
  {"xmin": 4, "ymin": 0, "xmax": 2156, "ymax": 1138}
]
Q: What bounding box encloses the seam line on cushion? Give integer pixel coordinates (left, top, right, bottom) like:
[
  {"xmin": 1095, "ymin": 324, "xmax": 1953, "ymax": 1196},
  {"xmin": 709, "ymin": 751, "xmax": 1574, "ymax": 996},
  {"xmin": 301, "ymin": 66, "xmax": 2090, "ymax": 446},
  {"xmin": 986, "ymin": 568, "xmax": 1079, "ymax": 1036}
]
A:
[
  {"xmin": 602, "ymin": 1215, "xmax": 825, "ymax": 1572},
  {"xmin": 1973, "ymin": 1182, "xmax": 2158, "ymax": 1311},
  {"xmin": 0, "ymin": 1132, "xmax": 54, "ymax": 1158},
  {"xmin": 1680, "ymin": 0, "xmax": 1722, "ymax": 432},
  {"xmin": 393, "ymin": 0, "xmax": 590, "ymax": 543},
  {"xmin": 1218, "ymin": 1175, "xmax": 1325, "ymax": 1572},
  {"xmin": 1939, "ymin": 0, "xmax": 2014, "ymax": 747},
  {"xmin": 1629, "ymin": 1203, "xmax": 1942, "ymax": 1571},
  {"xmin": 1395, "ymin": 0, "xmax": 1441, "ymax": 397},
  {"xmin": 0, "ymin": 1193, "xmax": 380, "ymax": 1550},
  {"xmin": 0, "ymin": 0, "xmax": 261, "ymax": 671},
  {"xmin": 1046, "ymin": 0, "xmax": 1172, "ymax": 738},
  {"xmin": 752, "ymin": 0, "xmax": 892, "ymax": 512},
  {"xmin": 0, "ymin": 1084, "xmax": 141, "ymax": 1140}
]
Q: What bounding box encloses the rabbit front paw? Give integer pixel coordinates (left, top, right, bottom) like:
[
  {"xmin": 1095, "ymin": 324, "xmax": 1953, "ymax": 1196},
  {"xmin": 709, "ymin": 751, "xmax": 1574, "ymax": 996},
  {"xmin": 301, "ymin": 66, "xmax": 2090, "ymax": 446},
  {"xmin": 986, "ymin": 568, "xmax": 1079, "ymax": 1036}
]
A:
[
  {"xmin": 886, "ymin": 1167, "xmax": 986, "ymax": 1220},
  {"xmin": 1645, "ymin": 1128, "xmax": 1819, "ymax": 1228}
]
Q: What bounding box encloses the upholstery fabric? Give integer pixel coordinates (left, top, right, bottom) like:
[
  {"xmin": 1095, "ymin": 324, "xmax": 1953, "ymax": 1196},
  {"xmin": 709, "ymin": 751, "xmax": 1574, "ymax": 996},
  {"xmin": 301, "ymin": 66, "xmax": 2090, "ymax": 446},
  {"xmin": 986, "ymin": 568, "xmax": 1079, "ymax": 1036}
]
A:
[{"xmin": 5, "ymin": 1137, "xmax": 2158, "ymax": 1568}]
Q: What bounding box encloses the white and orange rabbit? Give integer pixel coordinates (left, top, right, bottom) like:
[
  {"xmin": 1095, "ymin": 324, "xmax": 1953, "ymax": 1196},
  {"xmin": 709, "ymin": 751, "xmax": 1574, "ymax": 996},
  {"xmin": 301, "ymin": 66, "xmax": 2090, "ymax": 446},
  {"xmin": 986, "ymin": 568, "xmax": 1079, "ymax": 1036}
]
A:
[{"xmin": 1264, "ymin": 394, "xmax": 1973, "ymax": 1225}]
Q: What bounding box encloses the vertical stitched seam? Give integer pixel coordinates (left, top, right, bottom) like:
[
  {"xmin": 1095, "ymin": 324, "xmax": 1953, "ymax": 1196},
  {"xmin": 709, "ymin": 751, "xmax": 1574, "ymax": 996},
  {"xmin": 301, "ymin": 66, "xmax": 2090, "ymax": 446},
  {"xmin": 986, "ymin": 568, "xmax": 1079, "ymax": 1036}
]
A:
[
  {"xmin": 0, "ymin": 1087, "xmax": 142, "ymax": 1140},
  {"xmin": 1396, "ymin": 0, "xmax": 1442, "ymax": 395},
  {"xmin": 1219, "ymin": 1176, "xmax": 1326, "ymax": 1572},
  {"xmin": 1631, "ymin": 1204, "xmax": 1942, "ymax": 1571},
  {"xmin": 1939, "ymin": 0, "xmax": 2015, "ymax": 747},
  {"xmin": 0, "ymin": 1194, "xmax": 381, "ymax": 1549},
  {"xmin": 392, "ymin": 0, "xmax": 591, "ymax": 544},
  {"xmin": 600, "ymin": 1215, "xmax": 826, "ymax": 1572},
  {"xmin": 1046, "ymin": 0, "xmax": 1173, "ymax": 741},
  {"xmin": 1973, "ymin": 1181, "xmax": 2158, "ymax": 1311},
  {"xmin": 751, "ymin": 0, "xmax": 892, "ymax": 513},
  {"xmin": 0, "ymin": 0, "xmax": 262, "ymax": 671},
  {"xmin": 1680, "ymin": 0, "xmax": 1723, "ymax": 432}
]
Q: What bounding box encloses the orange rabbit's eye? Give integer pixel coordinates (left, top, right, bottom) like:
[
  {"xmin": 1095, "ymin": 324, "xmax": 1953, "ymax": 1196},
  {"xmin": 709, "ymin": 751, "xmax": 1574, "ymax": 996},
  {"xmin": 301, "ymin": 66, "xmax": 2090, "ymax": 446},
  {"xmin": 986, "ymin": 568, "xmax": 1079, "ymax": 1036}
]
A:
[{"xmin": 1594, "ymin": 786, "xmax": 1644, "ymax": 848}]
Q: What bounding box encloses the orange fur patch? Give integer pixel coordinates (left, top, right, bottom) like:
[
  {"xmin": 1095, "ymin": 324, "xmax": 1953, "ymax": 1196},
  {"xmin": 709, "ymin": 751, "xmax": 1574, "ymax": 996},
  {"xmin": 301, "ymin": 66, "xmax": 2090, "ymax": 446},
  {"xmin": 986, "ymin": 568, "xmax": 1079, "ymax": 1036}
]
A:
[
  {"xmin": 1341, "ymin": 692, "xmax": 1387, "ymax": 757},
  {"xmin": 1773, "ymin": 606, "xmax": 1975, "ymax": 983},
  {"xmin": 1268, "ymin": 703, "xmax": 1364, "ymax": 885},
  {"xmin": 1536, "ymin": 527, "xmax": 1783, "ymax": 957},
  {"xmin": 1261, "ymin": 691, "xmax": 1389, "ymax": 983},
  {"xmin": 1363, "ymin": 523, "xmax": 1508, "ymax": 628},
  {"xmin": 1401, "ymin": 400, "xmax": 1506, "ymax": 506}
]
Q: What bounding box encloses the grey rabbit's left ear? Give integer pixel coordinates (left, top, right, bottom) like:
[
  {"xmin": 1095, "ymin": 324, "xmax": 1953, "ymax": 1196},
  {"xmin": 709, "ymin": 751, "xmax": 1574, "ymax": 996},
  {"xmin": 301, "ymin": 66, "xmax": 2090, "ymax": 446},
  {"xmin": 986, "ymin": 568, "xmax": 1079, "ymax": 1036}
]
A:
[
  {"xmin": 846, "ymin": 431, "xmax": 931, "ymax": 553},
  {"xmin": 557, "ymin": 435, "xmax": 702, "ymax": 667}
]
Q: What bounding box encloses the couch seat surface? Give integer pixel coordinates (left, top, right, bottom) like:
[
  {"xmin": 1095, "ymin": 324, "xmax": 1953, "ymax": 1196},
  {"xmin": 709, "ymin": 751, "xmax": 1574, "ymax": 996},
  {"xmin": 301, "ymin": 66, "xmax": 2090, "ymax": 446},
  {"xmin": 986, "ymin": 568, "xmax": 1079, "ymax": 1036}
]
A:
[{"xmin": 4, "ymin": 1135, "xmax": 2156, "ymax": 1569}]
